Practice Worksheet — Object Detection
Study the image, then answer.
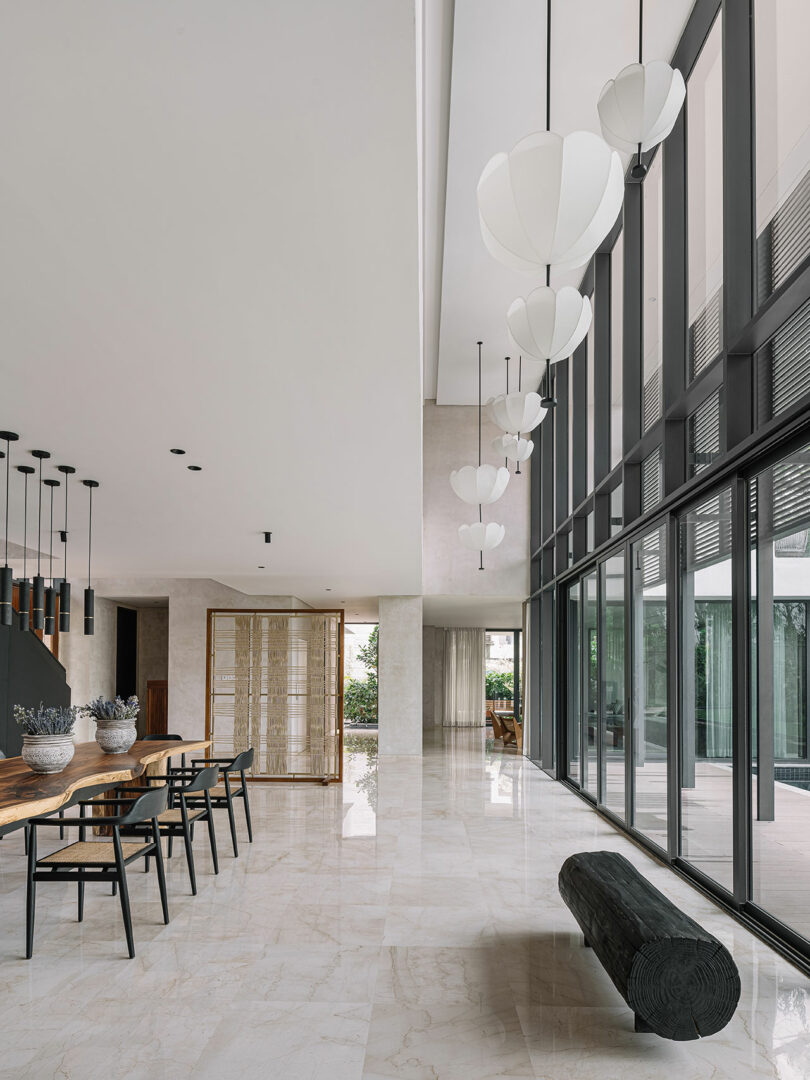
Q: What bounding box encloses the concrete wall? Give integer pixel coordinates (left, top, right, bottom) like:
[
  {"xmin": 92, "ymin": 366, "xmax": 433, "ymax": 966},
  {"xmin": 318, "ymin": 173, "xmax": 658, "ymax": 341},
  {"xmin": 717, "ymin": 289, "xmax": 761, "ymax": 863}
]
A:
[
  {"xmin": 378, "ymin": 596, "xmax": 422, "ymax": 755},
  {"xmin": 60, "ymin": 597, "xmax": 118, "ymax": 741},
  {"xmin": 136, "ymin": 606, "xmax": 169, "ymax": 736},
  {"xmin": 423, "ymin": 402, "xmax": 530, "ymax": 599}
]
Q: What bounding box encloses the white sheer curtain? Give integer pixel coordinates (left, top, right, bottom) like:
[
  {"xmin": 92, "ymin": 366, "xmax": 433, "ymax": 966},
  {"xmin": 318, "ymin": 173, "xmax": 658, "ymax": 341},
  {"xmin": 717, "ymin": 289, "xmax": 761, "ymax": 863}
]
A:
[{"xmin": 443, "ymin": 628, "xmax": 485, "ymax": 727}]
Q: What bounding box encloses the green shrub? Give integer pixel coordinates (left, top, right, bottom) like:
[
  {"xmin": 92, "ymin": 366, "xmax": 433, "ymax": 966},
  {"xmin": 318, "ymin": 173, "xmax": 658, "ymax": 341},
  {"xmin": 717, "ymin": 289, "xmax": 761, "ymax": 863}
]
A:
[{"xmin": 485, "ymin": 670, "xmax": 513, "ymax": 700}]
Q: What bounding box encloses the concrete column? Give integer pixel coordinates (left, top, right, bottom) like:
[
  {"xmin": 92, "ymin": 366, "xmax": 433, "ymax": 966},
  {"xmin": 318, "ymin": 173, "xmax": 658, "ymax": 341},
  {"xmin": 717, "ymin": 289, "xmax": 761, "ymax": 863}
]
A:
[{"xmin": 378, "ymin": 596, "xmax": 423, "ymax": 755}]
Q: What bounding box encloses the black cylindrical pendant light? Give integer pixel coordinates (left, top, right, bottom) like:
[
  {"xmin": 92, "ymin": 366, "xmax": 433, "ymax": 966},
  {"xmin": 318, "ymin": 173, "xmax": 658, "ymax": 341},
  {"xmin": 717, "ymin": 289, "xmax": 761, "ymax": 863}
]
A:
[
  {"xmin": 57, "ymin": 465, "xmax": 75, "ymax": 632},
  {"xmin": 82, "ymin": 479, "xmax": 98, "ymax": 636},
  {"xmin": 31, "ymin": 450, "xmax": 50, "ymax": 631},
  {"xmin": 43, "ymin": 478, "xmax": 60, "ymax": 635},
  {"xmin": 0, "ymin": 431, "xmax": 19, "ymax": 627},
  {"xmin": 16, "ymin": 465, "xmax": 35, "ymax": 632}
]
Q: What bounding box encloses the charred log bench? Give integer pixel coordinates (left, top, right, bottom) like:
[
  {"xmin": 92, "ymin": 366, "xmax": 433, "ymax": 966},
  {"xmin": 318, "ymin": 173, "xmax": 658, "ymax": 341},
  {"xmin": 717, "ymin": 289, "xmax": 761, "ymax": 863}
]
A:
[{"xmin": 558, "ymin": 851, "xmax": 741, "ymax": 1041}]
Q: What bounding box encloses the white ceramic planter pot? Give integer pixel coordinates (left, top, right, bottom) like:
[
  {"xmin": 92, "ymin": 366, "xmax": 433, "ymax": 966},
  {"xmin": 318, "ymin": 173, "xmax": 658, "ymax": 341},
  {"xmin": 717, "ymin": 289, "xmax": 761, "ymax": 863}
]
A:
[
  {"xmin": 21, "ymin": 733, "xmax": 75, "ymax": 774},
  {"xmin": 94, "ymin": 720, "xmax": 137, "ymax": 755}
]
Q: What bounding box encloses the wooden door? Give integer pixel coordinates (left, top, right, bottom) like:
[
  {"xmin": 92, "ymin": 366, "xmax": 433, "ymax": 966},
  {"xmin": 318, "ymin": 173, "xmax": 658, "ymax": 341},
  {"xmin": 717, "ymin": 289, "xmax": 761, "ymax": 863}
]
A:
[{"xmin": 146, "ymin": 680, "xmax": 168, "ymax": 736}]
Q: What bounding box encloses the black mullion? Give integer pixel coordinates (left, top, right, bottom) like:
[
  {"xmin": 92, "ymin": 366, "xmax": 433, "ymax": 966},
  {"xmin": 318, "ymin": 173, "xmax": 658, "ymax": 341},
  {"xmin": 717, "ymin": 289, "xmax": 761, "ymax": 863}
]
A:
[
  {"xmin": 731, "ymin": 475, "xmax": 752, "ymax": 906},
  {"xmin": 594, "ymin": 253, "xmax": 612, "ymax": 487},
  {"xmin": 666, "ymin": 512, "xmax": 682, "ymax": 860}
]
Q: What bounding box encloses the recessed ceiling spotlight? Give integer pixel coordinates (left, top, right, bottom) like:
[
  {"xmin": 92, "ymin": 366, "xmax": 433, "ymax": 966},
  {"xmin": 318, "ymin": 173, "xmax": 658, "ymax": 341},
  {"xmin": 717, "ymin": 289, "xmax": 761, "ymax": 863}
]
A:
[
  {"xmin": 187, "ymin": 465, "xmax": 202, "ymax": 471},
  {"xmin": 325, "ymin": 588, "xmax": 332, "ymax": 591},
  {"xmin": 170, "ymin": 448, "xmax": 186, "ymax": 455},
  {"xmin": 258, "ymin": 565, "xmax": 265, "ymax": 569}
]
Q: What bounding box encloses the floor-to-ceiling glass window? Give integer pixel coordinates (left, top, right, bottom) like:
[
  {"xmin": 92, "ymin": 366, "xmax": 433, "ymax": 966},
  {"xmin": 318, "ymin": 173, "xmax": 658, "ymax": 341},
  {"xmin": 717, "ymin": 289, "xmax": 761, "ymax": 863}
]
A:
[
  {"xmin": 680, "ymin": 487, "xmax": 734, "ymax": 891},
  {"xmin": 586, "ymin": 298, "xmax": 596, "ymax": 494},
  {"xmin": 631, "ymin": 524, "xmax": 669, "ymax": 850},
  {"xmin": 754, "ymin": 0, "xmax": 810, "ymax": 303},
  {"xmin": 751, "ymin": 442, "xmax": 810, "ymax": 941},
  {"xmin": 582, "ymin": 570, "xmax": 599, "ymax": 799},
  {"xmin": 566, "ymin": 581, "xmax": 581, "ymax": 785},
  {"xmin": 601, "ymin": 554, "xmax": 626, "ymax": 818},
  {"xmin": 687, "ymin": 14, "xmax": 724, "ymax": 380}
]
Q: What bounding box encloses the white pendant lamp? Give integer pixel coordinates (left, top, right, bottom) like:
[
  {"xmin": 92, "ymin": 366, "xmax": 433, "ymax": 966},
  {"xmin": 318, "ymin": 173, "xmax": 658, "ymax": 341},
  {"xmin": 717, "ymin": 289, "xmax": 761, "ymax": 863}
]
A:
[
  {"xmin": 478, "ymin": 131, "xmax": 624, "ymax": 274},
  {"xmin": 458, "ymin": 342, "xmax": 505, "ymax": 570},
  {"xmin": 493, "ymin": 433, "xmax": 534, "ymax": 463},
  {"xmin": 450, "ymin": 463, "xmax": 509, "ymax": 506},
  {"xmin": 490, "ymin": 391, "xmax": 546, "ymax": 435},
  {"xmin": 459, "ymin": 522, "xmax": 505, "ymax": 553},
  {"xmin": 507, "ymin": 285, "xmax": 592, "ymax": 365},
  {"xmin": 597, "ymin": 1, "xmax": 685, "ymax": 178}
]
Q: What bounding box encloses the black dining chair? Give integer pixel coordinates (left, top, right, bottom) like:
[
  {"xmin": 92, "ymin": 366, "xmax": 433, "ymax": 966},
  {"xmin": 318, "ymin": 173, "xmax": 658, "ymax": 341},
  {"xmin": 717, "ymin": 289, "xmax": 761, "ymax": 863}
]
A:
[
  {"xmin": 26, "ymin": 785, "xmax": 169, "ymax": 959},
  {"xmin": 117, "ymin": 765, "xmax": 219, "ymax": 894},
  {"xmin": 175, "ymin": 748, "xmax": 254, "ymax": 857},
  {"xmin": 142, "ymin": 732, "xmax": 188, "ymax": 771}
]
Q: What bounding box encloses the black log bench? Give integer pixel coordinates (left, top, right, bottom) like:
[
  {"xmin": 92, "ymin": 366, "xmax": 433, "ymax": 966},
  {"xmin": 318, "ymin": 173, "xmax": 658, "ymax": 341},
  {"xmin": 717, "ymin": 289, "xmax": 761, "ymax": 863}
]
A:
[{"xmin": 558, "ymin": 851, "xmax": 741, "ymax": 1041}]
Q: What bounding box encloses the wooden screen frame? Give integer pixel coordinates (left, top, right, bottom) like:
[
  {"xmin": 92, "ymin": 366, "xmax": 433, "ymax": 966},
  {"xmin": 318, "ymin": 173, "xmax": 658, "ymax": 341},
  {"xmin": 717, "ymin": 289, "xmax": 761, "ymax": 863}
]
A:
[{"xmin": 205, "ymin": 608, "xmax": 345, "ymax": 783}]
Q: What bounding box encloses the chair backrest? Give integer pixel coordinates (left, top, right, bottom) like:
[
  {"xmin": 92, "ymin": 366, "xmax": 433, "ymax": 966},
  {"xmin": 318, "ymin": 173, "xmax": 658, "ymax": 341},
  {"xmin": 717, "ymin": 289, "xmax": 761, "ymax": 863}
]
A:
[
  {"xmin": 142, "ymin": 733, "xmax": 183, "ymax": 742},
  {"xmin": 180, "ymin": 765, "xmax": 220, "ymax": 794},
  {"xmin": 118, "ymin": 785, "xmax": 169, "ymax": 825},
  {"xmin": 230, "ymin": 748, "xmax": 254, "ymax": 773}
]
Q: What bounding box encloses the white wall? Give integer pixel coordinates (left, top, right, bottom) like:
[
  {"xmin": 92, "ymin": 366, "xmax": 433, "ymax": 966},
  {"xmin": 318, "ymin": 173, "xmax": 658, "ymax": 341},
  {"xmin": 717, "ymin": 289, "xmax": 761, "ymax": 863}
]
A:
[{"xmin": 423, "ymin": 402, "xmax": 530, "ymax": 599}]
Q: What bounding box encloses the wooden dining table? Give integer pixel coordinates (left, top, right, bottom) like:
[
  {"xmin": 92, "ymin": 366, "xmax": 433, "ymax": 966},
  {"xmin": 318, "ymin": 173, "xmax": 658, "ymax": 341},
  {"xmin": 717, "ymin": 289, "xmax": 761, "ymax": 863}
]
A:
[{"xmin": 0, "ymin": 739, "xmax": 210, "ymax": 828}]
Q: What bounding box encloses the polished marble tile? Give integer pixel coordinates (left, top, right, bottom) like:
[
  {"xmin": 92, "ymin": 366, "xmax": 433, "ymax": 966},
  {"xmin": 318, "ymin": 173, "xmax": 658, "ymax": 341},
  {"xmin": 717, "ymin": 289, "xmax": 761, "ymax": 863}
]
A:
[{"xmin": 1, "ymin": 727, "xmax": 809, "ymax": 1080}]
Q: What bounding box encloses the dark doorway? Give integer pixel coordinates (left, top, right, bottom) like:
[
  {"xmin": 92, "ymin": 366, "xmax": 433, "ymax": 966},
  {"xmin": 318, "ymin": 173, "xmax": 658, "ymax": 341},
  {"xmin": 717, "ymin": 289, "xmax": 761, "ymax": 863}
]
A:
[{"xmin": 116, "ymin": 607, "xmax": 138, "ymax": 700}]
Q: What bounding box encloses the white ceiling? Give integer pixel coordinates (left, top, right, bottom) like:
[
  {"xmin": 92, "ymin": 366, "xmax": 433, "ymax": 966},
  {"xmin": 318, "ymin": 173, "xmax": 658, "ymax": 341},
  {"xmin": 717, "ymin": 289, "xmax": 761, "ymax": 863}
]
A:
[
  {"xmin": 432, "ymin": 0, "xmax": 694, "ymax": 405},
  {"xmin": 423, "ymin": 595, "xmax": 523, "ymax": 629},
  {"xmin": 0, "ymin": 1, "xmax": 423, "ymax": 605}
]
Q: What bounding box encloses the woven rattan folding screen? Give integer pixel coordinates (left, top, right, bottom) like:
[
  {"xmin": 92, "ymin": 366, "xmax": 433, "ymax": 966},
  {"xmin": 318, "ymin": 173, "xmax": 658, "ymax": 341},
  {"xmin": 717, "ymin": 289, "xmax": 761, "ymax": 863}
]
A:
[{"xmin": 206, "ymin": 609, "xmax": 344, "ymax": 781}]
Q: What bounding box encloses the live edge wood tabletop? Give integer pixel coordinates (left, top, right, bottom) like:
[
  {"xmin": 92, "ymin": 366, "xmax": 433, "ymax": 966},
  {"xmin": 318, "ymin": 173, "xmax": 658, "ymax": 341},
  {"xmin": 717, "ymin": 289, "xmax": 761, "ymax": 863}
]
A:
[{"xmin": 0, "ymin": 739, "xmax": 210, "ymax": 827}]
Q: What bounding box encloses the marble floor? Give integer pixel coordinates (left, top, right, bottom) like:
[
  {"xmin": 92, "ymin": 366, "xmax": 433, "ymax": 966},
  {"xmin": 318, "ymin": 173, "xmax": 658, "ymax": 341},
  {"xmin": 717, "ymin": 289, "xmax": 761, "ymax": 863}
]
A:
[{"xmin": 1, "ymin": 727, "xmax": 810, "ymax": 1079}]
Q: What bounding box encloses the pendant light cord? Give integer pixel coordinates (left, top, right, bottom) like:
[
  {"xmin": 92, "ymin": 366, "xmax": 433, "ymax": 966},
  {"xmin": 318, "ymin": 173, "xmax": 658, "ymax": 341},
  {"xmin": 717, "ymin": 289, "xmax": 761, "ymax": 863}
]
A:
[
  {"xmin": 87, "ymin": 485, "xmax": 92, "ymax": 588},
  {"xmin": 48, "ymin": 485, "xmax": 54, "ymax": 584},
  {"xmin": 3, "ymin": 440, "xmax": 9, "ymax": 568},
  {"xmin": 64, "ymin": 476, "xmax": 69, "ymax": 579},
  {"xmin": 638, "ymin": 0, "xmax": 643, "ymax": 64},
  {"xmin": 36, "ymin": 458, "xmax": 42, "ymax": 576},
  {"xmin": 545, "ymin": 0, "xmax": 552, "ymax": 291},
  {"xmin": 22, "ymin": 472, "xmax": 28, "ymax": 579}
]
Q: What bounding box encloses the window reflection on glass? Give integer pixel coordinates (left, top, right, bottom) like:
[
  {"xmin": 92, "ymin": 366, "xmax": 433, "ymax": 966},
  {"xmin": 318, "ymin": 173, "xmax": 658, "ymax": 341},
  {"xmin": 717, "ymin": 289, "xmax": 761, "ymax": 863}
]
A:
[
  {"xmin": 631, "ymin": 525, "xmax": 669, "ymax": 849},
  {"xmin": 566, "ymin": 581, "xmax": 581, "ymax": 785},
  {"xmin": 582, "ymin": 570, "xmax": 599, "ymax": 799},
  {"xmin": 610, "ymin": 484, "xmax": 623, "ymax": 536},
  {"xmin": 688, "ymin": 16, "xmax": 724, "ymax": 378},
  {"xmin": 680, "ymin": 487, "xmax": 734, "ymax": 892},
  {"xmin": 755, "ymin": 0, "xmax": 810, "ymax": 301},
  {"xmin": 611, "ymin": 232, "xmax": 624, "ymax": 467},
  {"xmin": 643, "ymin": 151, "xmax": 663, "ymax": 429},
  {"xmin": 601, "ymin": 554, "xmax": 626, "ymax": 819},
  {"xmin": 751, "ymin": 444, "xmax": 810, "ymax": 941}
]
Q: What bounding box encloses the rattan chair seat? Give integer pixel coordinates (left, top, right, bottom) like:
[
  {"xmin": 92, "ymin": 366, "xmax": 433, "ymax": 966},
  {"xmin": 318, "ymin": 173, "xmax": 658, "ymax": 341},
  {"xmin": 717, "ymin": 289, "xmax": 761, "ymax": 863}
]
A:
[{"xmin": 39, "ymin": 841, "xmax": 151, "ymax": 865}]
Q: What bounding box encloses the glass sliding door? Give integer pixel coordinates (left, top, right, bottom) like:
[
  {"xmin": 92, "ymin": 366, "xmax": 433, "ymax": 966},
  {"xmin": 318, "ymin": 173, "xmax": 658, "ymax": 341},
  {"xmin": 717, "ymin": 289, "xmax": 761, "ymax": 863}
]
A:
[
  {"xmin": 566, "ymin": 581, "xmax": 581, "ymax": 785},
  {"xmin": 680, "ymin": 488, "xmax": 735, "ymax": 891},
  {"xmin": 751, "ymin": 443, "xmax": 810, "ymax": 941},
  {"xmin": 631, "ymin": 524, "xmax": 669, "ymax": 849},
  {"xmin": 582, "ymin": 570, "xmax": 599, "ymax": 799},
  {"xmin": 601, "ymin": 554, "xmax": 626, "ymax": 818}
]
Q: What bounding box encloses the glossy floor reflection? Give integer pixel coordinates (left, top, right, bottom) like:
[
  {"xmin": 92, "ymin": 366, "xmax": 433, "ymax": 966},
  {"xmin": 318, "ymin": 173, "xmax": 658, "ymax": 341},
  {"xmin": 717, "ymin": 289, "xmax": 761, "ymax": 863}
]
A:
[{"xmin": 1, "ymin": 727, "xmax": 809, "ymax": 1078}]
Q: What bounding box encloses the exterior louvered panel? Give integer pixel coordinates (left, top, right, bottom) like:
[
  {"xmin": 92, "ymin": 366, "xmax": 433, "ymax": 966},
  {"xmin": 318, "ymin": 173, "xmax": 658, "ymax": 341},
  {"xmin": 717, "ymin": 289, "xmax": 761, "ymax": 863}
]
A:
[
  {"xmin": 641, "ymin": 446, "xmax": 662, "ymax": 514},
  {"xmin": 642, "ymin": 366, "xmax": 662, "ymax": 433},
  {"xmin": 757, "ymin": 170, "xmax": 810, "ymax": 302},
  {"xmin": 688, "ymin": 389, "xmax": 722, "ymax": 478},
  {"xmin": 639, "ymin": 523, "xmax": 667, "ymax": 588},
  {"xmin": 688, "ymin": 290, "xmax": 722, "ymax": 381},
  {"xmin": 757, "ymin": 296, "xmax": 810, "ymax": 423},
  {"xmin": 683, "ymin": 489, "xmax": 732, "ymax": 572}
]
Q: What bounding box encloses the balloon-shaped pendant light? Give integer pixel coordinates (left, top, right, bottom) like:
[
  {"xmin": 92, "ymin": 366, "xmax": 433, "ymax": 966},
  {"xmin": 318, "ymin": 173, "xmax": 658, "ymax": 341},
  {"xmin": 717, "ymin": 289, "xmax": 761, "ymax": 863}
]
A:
[
  {"xmin": 490, "ymin": 391, "xmax": 546, "ymax": 435},
  {"xmin": 31, "ymin": 450, "xmax": 50, "ymax": 631},
  {"xmin": 457, "ymin": 342, "xmax": 506, "ymax": 570},
  {"xmin": 57, "ymin": 465, "xmax": 76, "ymax": 632},
  {"xmin": 477, "ymin": 1, "xmax": 623, "ymax": 274},
  {"xmin": 83, "ymin": 480, "xmax": 98, "ymax": 635},
  {"xmin": 43, "ymin": 478, "xmax": 60, "ymax": 635},
  {"xmin": 450, "ymin": 464, "xmax": 509, "ymax": 506},
  {"xmin": 0, "ymin": 431, "xmax": 19, "ymax": 627},
  {"xmin": 16, "ymin": 465, "xmax": 35, "ymax": 631},
  {"xmin": 491, "ymin": 357, "xmax": 534, "ymax": 475},
  {"xmin": 507, "ymin": 286, "xmax": 592, "ymax": 365},
  {"xmin": 597, "ymin": 0, "xmax": 685, "ymax": 178}
]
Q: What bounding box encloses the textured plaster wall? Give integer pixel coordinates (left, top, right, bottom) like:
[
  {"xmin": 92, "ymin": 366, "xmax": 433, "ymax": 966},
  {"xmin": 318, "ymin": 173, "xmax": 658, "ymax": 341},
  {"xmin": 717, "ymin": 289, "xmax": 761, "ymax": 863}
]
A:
[
  {"xmin": 60, "ymin": 597, "xmax": 118, "ymax": 741},
  {"xmin": 136, "ymin": 606, "xmax": 169, "ymax": 736},
  {"xmin": 422, "ymin": 625, "xmax": 444, "ymax": 728},
  {"xmin": 378, "ymin": 596, "xmax": 423, "ymax": 755},
  {"xmin": 423, "ymin": 402, "xmax": 530, "ymax": 598}
]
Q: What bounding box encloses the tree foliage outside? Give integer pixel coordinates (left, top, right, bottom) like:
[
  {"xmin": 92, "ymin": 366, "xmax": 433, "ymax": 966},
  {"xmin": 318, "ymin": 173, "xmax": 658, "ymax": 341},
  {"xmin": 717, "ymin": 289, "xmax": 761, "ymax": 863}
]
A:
[
  {"xmin": 485, "ymin": 670, "xmax": 513, "ymax": 700},
  {"xmin": 345, "ymin": 625, "xmax": 378, "ymax": 723}
]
